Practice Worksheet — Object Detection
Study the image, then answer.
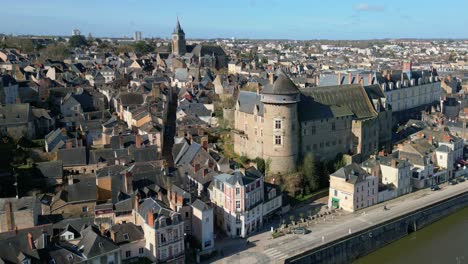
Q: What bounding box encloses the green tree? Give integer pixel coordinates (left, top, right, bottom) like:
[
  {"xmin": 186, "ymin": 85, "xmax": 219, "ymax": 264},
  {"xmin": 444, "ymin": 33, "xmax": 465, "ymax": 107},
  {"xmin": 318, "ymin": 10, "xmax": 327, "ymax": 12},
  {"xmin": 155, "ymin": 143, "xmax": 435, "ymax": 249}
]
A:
[
  {"xmin": 69, "ymin": 35, "xmax": 88, "ymax": 47},
  {"xmin": 38, "ymin": 44, "xmax": 69, "ymax": 61},
  {"xmin": 254, "ymin": 157, "xmax": 265, "ymax": 174},
  {"xmin": 132, "ymin": 41, "xmax": 154, "ymax": 53},
  {"xmin": 301, "ymin": 153, "xmax": 320, "ymax": 194}
]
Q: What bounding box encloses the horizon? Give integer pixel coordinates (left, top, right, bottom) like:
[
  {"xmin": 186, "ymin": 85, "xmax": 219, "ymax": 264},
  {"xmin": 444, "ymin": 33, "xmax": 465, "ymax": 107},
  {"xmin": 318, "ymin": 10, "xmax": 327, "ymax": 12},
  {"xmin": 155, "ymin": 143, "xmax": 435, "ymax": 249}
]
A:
[{"xmin": 0, "ymin": 0, "xmax": 467, "ymax": 40}]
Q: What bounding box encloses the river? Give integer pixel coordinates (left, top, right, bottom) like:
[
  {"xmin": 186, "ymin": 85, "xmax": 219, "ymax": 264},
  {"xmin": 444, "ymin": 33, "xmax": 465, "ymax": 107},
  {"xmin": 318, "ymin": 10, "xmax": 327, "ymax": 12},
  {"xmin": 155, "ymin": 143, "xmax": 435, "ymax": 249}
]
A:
[{"xmin": 354, "ymin": 206, "xmax": 468, "ymax": 264}]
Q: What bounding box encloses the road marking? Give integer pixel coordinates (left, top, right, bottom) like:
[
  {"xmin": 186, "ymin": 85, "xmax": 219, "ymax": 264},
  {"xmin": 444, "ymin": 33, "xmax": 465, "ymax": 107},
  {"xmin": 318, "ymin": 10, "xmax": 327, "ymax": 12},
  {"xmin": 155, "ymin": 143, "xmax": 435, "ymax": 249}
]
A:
[{"xmin": 264, "ymin": 248, "xmax": 288, "ymax": 259}]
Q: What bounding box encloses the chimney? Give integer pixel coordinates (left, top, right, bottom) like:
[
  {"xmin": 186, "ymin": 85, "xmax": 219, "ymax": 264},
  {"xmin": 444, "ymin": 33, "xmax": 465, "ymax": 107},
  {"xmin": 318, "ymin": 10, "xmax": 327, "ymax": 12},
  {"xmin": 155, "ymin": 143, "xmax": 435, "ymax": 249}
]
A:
[
  {"xmin": 68, "ymin": 176, "xmax": 74, "ymax": 185},
  {"xmin": 147, "ymin": 209, "xmax": 154, "ymax": 228},
  {"xmin": 119, "ymin": 135, "xmax": 124, "ymax": 149},
  {"xmin": 65, "ymin": 141, "xmax": 73, "ymax": 149},
  {"xmin": 201, "ymin": 137, "xmax": 208, "ymax": 150},
  {"xmin": 337, "ymin": 72, "xmax": 342, "ymax": 85},
  {"xmin": 203, "ymin": 168, "xmax": 209, "ymax": 178},
  {"xmin": 268, "ymin": 72, "xmax": 275, "ymax": 84},
  {"xmin": 402, "ymin": 60, "xmax": 412, "ymax": 72},
  {"xmin": 390, "ymin": 159, "xmax": 397, "ymax": 168},
  {"xmin": 124, "ymin": 171, "xmax": 133, "ymax": 194},
  {"xmin": 134, "ymin": 192, "xmax": 140, "ymax": 212},
  {"xmin": 110, "ymin": 230, "xmax": 116, "ymax": 242},
  {"xmin": 316, "ymin": 75, "xmax": 320, "ymax": 86},
  {"xmin": 27, "ymin": 233, "xmax": 36, "ymax": 250},
  {"xmin": 135, "ymin": 134, "xmax": 142, "ymax": 149},
  {"xmin": 256, "ymin": 85, "xmax": 260, "ymax": 95},
  {"xmin": 4, "ymin": 201, "xmax": 14, "ymax": 231},
  {"xmin": 386, "ymin": 73, "xmax": 391, "ymax": 81},
  {"xmin": 368, "ymin": 73, "xmax": 373, "ymax": 85},
  {"xmin": 348, "ymin": 73, "xmax": 352, "ymax": 84},
  {"xmin": 356, "ymin": 72, "xmax": 360, "ymax": 84}
]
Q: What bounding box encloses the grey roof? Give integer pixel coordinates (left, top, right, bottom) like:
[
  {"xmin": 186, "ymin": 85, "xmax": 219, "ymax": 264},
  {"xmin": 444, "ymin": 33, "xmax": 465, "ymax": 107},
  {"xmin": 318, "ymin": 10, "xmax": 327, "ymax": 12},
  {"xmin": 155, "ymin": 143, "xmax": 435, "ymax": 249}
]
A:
[
  {"xmin": 76, "ymin": 225, "xmax": 119, "ymax": 258},
  {"xmin": 0, "ymin": 196, "xmax": 38, "ymax": 213},
  {"xmin": 178, "ymin": 102, "xmax": 212, "ymax": 117},
  {"xmin": 137, "ymin": 198, "xmax": 181, "ymax": 228},
  {"xmin": 191, "ymin": 199, "xmax": 211, "ymax": 212},
  {"xmin": 237, "ymin": 91, "xmax": 263, "ymax": 116},
  {"xmin": 57, "ymin": 147, "xmax": 87, "ymax": 166},
  {"xmin": 436, "ymin": 145, "xmax": 452, "ymax": 153},
  {"xmin": 214, "ymin": 167, "xmax": 262, "ymax": 187},
  {"xmin": 61, "ymin": 177, "xmax": 96, "ymax": 203},
  {"xmin": 0, "ymin": 103, "xmax": 31, "ymax": 125},
  {"xmin": 300, "ymin": 84, "xmax": 377, "ymax": 121},
  {"xmin": 262, "ymin": 70, "xmax": 300, "ymax": 95},
  {"xmin": 109, "ymin": 222, "xmax": 144, "ymax": 245},
  {"xmin": 332, "ymin": 163, "xmax": 369, "ymax": 184},
  {"xmin": 36, "ymin": 160, "xmax": 63, "ymax": 179}
]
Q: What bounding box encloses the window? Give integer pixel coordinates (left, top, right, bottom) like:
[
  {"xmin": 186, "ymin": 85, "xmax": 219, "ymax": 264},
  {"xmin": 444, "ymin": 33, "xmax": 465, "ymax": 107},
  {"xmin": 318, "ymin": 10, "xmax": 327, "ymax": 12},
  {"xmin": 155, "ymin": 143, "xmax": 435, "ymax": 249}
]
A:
[
  {"xmin": 332, "ymin": 122, "xmax": 336, "ymax": 131},
  {"xmin": 82, "ymin": 206, "xmax": 88, "ymax": 212},
  {"xmin": 236, "ymin": 201, "xmax": 240, "ymax": 209},
  {"xmin": 139, "ymin": 248, "xmax": 144, "ymax": 254},
  {"xmin": 311, "ymin": 126, "xmax": 316, "ymax": 134},
  {"xmin": 236, "ymin": 188, "xmax": 240, "ymax": 195},
  {"xmin": 275, "ymin": 135, "xmax": 282, "ymax": 145},
  {"xmin": 334, "ymin": 190, "xmax": 338, "ymax": 196},
  {"xmin": 125, "ymin": 251, "xmax": 131, "ymax": 258},
  {"xmin": 185, "ymin": 212, "xmax": 189, "ymax": 218},
  {"xmin": 275, "ymin": 119, "xmax": 282, "ymax": 129},
  {"xmin": 123, "ymin": 233, "xmax": 129, "ymax": 240}
]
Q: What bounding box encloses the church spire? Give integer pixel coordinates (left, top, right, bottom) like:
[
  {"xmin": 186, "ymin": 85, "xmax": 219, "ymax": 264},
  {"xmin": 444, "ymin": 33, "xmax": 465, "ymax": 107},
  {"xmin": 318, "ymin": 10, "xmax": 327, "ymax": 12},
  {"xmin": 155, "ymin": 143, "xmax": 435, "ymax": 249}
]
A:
[{"xmin": 173, "ymin": 17, "xmax": 184, "ymax": 35}]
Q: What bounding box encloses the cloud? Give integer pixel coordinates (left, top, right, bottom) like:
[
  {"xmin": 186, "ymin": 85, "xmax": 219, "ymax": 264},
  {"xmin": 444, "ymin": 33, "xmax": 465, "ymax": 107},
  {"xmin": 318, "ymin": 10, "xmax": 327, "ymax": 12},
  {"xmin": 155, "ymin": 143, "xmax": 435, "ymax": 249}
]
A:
[{"xmin": 353, "ymin": 3, "xmax": 385, "ymax": 12}]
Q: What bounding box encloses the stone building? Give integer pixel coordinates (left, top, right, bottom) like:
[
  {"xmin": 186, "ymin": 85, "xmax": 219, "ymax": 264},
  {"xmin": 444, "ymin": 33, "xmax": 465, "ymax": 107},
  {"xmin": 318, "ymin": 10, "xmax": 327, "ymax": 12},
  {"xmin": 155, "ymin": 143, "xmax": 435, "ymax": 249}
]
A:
[
  {"xmin": 233, "ymin": 70, "xmax": 392, "ymax": 174},
  {"xmin": 172, "ymin": 18, "xmax": 186, "ymax": 56},
  {"xmin": 328, "ymin": 163, "xmax": 378, "ymax": 212}
]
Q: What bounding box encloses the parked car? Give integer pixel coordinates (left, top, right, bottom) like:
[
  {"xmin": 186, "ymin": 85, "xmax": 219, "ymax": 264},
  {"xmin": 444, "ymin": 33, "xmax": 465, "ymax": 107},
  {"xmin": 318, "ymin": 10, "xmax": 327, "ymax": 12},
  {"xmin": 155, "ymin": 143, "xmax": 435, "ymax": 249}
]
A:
[
  {"xmin": 449, "ymin": 180, "xmax": 458, "ymax": 185},
  {"xmin": 464, "ymin": 174, "xmax": 468, "ymax": 180},
  {"xmin": 457, "ymin": 177, "xmax": 465, "ymax": 183},
  {"xmin": 292, "ymin": 227, "xmax": 308, "ymax": 235},
  {"xmin": 430, "ymin": 185, "xmax": 440, "ymax": 191}
]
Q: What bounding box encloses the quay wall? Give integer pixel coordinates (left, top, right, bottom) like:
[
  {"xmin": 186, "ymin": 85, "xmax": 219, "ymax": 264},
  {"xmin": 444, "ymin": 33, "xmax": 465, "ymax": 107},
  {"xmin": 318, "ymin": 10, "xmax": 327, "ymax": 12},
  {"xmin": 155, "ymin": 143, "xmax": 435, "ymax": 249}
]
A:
[{"xmin": 285, "ymin": 191, "xmax": 468, "ymax": 264}]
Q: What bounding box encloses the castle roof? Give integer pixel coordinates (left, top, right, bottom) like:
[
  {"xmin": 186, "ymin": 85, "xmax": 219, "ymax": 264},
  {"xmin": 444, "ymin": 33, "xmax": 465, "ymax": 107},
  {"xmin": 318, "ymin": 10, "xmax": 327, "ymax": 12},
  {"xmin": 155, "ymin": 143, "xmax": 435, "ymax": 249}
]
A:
[
  {"xmin": 300, "ymin": 84, "xmax": 377, "ymax": 121},
  {"xmin": 262, "ymin": 69, "xmax": 300, "ymax": 95}
]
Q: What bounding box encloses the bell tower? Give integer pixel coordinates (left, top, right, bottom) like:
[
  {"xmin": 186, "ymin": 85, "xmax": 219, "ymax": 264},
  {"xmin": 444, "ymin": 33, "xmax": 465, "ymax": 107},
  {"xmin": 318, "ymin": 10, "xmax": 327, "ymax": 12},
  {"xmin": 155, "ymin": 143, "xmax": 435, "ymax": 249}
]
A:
[{"xmin": 172, "ymin": 18, "xmax": 187, "ymax": 56}]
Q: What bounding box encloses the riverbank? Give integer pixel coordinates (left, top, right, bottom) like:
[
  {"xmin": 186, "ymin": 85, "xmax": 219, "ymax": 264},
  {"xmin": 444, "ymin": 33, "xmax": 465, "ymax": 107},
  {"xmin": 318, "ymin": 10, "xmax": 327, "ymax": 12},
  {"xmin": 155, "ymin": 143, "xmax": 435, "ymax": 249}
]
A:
[
  {"xmin": 286, "ymin": 182, "xmax": 468, "ymax": 264},
  {"xmin": 354, "ymin": 206, "xmax": 468, "ymax": 264}
]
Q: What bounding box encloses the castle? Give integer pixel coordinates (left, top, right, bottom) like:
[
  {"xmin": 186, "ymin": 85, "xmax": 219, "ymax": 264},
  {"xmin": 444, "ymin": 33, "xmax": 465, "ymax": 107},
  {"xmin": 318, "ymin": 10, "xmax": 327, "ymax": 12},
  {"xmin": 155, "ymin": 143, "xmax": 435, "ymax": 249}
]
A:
[{"xmin": 232, "ymin": 70, "xmax": 393, "ymax": 174}]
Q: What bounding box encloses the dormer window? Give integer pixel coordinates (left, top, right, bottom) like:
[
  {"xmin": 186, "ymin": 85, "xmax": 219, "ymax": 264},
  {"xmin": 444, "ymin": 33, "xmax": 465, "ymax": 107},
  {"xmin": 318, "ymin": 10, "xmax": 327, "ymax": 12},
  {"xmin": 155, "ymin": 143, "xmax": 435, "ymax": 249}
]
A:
[{"xmin": 123, "ymin": 233, "xmax": 129, "ymax": 240}]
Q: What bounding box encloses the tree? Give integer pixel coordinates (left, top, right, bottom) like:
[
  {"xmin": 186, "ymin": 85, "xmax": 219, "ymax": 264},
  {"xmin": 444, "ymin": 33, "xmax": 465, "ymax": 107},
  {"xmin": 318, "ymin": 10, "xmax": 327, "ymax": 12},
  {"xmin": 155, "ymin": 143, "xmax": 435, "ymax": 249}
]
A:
[
  {"xmin": 38, "ymin": 44, "xmax": 69, "ymax": 61},
  {"xmin": 254, "ymin": 157, "xmax": 265, "ymax": 174},
  {"xmin": 301, "ymin": 153, "xmax": 320, "ymax": 194},
  {"xmin": 132, "ymin": 41, "xmax": 154, "ymax": 53},
  {"xmin": 69, "ymin": 35, "xmax": 88, "ymax": 47}
]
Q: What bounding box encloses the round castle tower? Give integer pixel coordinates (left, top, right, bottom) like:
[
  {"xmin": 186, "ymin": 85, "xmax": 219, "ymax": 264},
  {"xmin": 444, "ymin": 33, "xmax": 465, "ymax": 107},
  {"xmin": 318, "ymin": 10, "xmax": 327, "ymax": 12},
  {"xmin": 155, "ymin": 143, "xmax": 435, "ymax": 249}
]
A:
[{"xmin": 260, "ymin": 70, "xmax": 300, "ymax": 174}]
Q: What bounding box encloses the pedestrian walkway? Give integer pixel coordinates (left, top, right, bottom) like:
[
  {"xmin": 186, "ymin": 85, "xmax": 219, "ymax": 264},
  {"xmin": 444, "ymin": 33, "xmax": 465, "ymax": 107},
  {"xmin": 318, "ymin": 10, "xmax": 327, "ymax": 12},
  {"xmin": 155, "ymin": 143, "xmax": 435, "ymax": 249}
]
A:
[{"xmin": 263, "ymin": 248, "xmax": 289, "ymax": 260}]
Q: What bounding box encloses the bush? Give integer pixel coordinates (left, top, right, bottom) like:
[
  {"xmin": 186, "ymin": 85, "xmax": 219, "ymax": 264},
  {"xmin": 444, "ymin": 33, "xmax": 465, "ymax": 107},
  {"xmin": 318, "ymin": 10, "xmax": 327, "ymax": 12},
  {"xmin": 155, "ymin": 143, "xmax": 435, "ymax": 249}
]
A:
[
  {"xmin": 272, "ymin": 231, "xmax": 284, "ymax": 239},
  {"xmin": 239, "ymin": 155, "xmax": 249, "ymax": 164}
]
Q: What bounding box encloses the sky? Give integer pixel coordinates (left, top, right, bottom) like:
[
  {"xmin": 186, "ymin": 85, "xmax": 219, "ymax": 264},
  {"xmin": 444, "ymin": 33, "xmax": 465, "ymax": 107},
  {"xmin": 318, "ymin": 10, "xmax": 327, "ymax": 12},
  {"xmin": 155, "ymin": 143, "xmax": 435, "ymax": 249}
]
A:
[{"xmin": 0, "ymin": 0, "xmax": 467, "ymax": 40}]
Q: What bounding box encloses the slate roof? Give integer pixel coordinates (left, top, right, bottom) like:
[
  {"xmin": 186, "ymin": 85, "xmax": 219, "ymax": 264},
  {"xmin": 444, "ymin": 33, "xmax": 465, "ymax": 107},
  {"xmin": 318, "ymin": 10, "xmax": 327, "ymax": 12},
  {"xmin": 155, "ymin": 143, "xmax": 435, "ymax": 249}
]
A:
[
  {"xmin": 332, "ymin": 163, "xmax": 369, "ymax": 184},
  {"xmin": 109, "ymin": 223, "xmax": 144, "ymax": 245},
  {"xmin": 300, "ymin": 84, "xmax": 377, "ymax": 121},
  {"xmin": 76, "ymin": 225, "xmax": 119, "ymax": 258},
  {"xmin": 60, "ymin": 177, "xmax": 96, "ymax": 203},
  {"xmin": 262, "ymin": 70, "xmax": 300, "ymax": 95},
  {"xmin": 0, "ymin": 103, "xmax": 31, "ymax": 125},
  {"xmin": 191, "ymin": 199, "xmax": 211, "ymax": 212},
  {"xmin": 214, "ymin": 167, "xmax": 262, "ymax": 187},
  {"xmin": 137, "ymin": 198, "xmax": 181, "ymax": 228},
  {"xmin": 237, "ymin": 91, "xmax": 263, "ymax": 116},
  {"xmin": 36, "ymin": 160, "xmax": 63, "ymax": 180},
  {"xmin": 190, "ymin": 44, "xmax": 226, "ymax": 57},
  {"xmin": 57, "ymin": 147, "xmax": 87, "ymax": 166}
]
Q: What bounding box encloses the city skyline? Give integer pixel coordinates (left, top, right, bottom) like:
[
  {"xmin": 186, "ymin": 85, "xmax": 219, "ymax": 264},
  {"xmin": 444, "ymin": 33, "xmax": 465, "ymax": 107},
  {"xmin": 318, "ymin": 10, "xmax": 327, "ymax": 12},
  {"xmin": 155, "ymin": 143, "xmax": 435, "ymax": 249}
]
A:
[{"xmin": 0, "ymin": 0, "xmax": 467, "ymax": 40}]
